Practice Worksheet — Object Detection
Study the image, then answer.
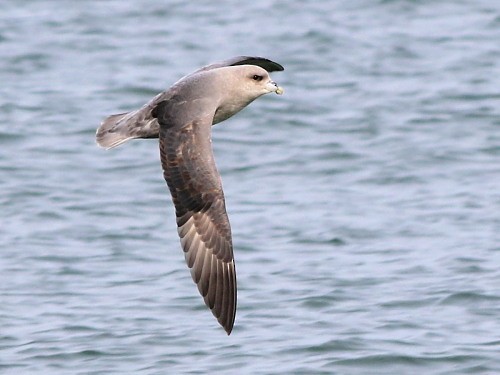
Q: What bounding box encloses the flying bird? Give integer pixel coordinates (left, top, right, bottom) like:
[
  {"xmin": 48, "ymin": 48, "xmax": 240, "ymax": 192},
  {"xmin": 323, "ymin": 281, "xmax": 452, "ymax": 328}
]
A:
[{"xmin": 96, "ymin": 56, "xmax": 284, "ymax": 334}]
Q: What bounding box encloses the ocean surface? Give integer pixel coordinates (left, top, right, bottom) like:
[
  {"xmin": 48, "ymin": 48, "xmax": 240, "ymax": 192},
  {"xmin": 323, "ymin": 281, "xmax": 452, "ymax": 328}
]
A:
[{"xmin": 1, "ymin": 1, "xmax": 499, "ymax": 374}]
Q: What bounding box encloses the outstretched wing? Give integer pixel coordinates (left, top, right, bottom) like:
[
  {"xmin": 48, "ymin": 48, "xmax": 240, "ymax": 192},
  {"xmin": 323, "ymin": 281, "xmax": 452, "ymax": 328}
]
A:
[{"xmin": 153, "ymin": 100, "xmax": 237, "ymax": 335}]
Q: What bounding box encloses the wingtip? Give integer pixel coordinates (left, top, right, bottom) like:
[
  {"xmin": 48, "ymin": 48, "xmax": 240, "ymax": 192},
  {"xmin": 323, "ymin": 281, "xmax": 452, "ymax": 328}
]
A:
[
  {"xmin": 222, "ymin": 319, "xmax": 234, "ymax": 335},
  {"xmin": 216, "ymin": 308, "xmax": 235, "ymax": 335},
  {"xmin": 219, "ymin": 303, "xmax": 236, "ymax": 335}
]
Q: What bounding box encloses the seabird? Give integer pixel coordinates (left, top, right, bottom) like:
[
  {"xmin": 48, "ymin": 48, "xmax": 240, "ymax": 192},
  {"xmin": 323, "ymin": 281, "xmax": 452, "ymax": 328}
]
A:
[{"xmin": 96, "ymin": 56, "xmax": 284, "ymax": 334}]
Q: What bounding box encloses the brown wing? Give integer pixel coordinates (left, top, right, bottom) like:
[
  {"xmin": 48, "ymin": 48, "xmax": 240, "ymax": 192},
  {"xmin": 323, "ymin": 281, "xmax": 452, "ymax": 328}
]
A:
[{"xmin": 154, "ymin": 100, "xmax": 237, "ymax": 335}]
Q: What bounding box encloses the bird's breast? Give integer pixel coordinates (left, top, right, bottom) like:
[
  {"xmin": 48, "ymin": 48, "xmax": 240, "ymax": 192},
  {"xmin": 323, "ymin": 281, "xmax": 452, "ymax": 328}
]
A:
[{"xmin": 213, "ymin": 97, "xmax": 255, "ymax": 125}]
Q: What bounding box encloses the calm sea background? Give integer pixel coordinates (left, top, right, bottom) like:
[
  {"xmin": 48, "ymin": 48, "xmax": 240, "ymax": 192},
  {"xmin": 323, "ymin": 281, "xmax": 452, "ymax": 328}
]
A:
[{"xmin": 1, "ymin": 1, "xmax": 499, "ymax": 374}]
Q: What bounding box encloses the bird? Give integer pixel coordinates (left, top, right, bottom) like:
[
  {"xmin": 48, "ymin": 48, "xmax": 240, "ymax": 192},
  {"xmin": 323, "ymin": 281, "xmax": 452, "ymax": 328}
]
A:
[{"xmin": 96, "ymin": 56, "xmax": 284, "ymax": 334}]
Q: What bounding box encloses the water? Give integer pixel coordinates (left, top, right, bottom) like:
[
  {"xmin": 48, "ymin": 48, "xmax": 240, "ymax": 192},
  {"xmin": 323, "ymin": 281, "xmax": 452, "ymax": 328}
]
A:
[{"xmin": 1, "ymin": 1, "xmax": 499, "ymax": 374}]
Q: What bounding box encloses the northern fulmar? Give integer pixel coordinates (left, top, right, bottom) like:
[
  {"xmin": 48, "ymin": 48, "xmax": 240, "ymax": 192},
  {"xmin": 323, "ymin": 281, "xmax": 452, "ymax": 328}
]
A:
[{"xmin": 96, "ymin": 56, "xmax": 284, "ymax": 334}]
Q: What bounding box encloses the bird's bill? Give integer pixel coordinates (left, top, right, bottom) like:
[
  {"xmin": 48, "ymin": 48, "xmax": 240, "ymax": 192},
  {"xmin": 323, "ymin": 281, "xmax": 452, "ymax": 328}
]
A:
[{"xmin": 266, "ymin": 81, "xmax": 284, "ymax": 95}]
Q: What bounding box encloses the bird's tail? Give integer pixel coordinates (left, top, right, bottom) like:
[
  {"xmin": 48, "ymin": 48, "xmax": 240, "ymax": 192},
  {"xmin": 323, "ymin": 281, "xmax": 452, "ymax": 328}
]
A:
[
  {"xmin": 96, "ymin": 109, "xmax": 159, "ymax": 149},
  {"xmin": 96, "ymin": 112, "xmax": 131, "ymax": 149}
]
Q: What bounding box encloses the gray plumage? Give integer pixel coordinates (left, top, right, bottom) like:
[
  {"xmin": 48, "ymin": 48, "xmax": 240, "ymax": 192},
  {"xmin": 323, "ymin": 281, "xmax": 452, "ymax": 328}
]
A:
[
  {"xmin": 97, "ymin": 56, "xmax": 284, "ymax": 334},
  {"xmin": 96, "ymin": 56, "xmax": 283, "ymax": 149}
]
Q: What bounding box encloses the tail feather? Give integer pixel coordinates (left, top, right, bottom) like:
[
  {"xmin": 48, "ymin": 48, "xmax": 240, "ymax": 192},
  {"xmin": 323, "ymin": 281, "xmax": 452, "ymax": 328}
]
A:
[
  {"xmin": 96, "ymin": 109, "xmax": 160, "ymax": 149},
  {"xmin": 96, "ymin": 112, "xmax": 133, "ymax": 149}
]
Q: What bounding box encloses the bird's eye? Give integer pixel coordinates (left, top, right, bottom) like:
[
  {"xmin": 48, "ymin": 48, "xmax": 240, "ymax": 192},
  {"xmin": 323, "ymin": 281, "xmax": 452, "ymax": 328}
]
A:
[{"xmin": 252, "ymin": 75, "xmax": 263, "ymax": 81}]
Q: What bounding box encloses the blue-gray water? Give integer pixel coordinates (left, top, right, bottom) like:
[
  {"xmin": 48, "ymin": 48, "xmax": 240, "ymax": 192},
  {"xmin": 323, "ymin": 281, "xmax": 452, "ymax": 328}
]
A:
[{"xmin": 1, "ymin": 1, "xmax": 499, "ymax": 374}]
